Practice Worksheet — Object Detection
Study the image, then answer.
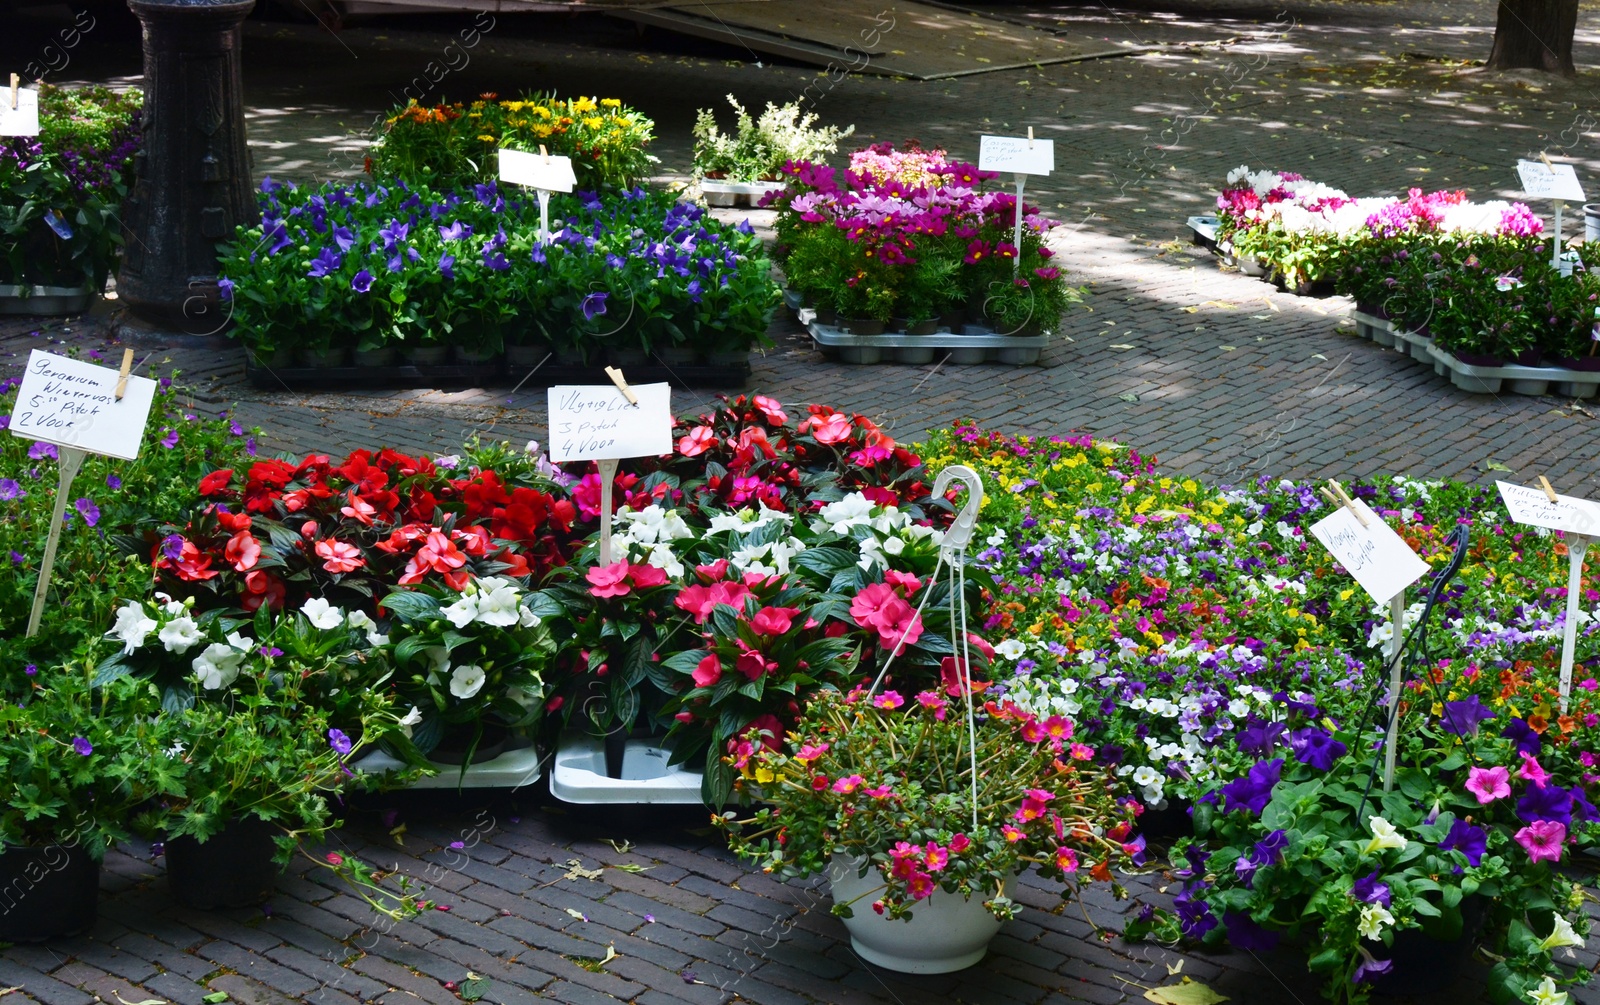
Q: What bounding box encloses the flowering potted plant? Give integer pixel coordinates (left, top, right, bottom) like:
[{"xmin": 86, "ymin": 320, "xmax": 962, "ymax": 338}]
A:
[
  {"xmin": 717, "ymin": 687, "xmax": 1135, "ymax": 973},
  {"xmin": 692, "ymin": 95, "xmax": 852, "ymax": 203}
]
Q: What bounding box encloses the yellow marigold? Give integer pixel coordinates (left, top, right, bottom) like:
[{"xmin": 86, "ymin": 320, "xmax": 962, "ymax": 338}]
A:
[{"xmin": 600, "ymin": 97, "xmax": 621, "ymax": 108}]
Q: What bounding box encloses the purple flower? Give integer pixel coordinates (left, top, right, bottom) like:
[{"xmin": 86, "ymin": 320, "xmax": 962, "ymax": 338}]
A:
[
  {"xmin": 28, "ymin": 442, "xmax": 58, "ymax": 461},
  {"xmin": 1235, "ymin": 719, "xmax": 1286, "ymax": 757},
  {"xmin": 259, "ymin": 645, "xmax": 284, "ymax": 658},
  {"xmin": 1350, "ymin": 870, "xmax": 1391, "ymax": 908},
  {"xmin": 160, "ymin": 428, "xmax": 179, "ymax": 450},
  {"xmin": 1220, "ymin": 758, "xmax": 1282, "ymax": 815},
  {"xmin": 1501, "ymin": 717, "xmax": 1541, "ymax": 757},
  {"xmin": 1439, "ymin": 818, "xmax": 1487, "ymax": 867},
  {"xmin": 1289, "ymin": 727, "xmax": 1346, "ymax": 771},
  {"xmin": 24, "ymin": 665, "xmax": 37, "ymax": 677},
  {"xmin": 73, "ymin": 498, "xmax": 100, "ymax": 528},
  {"xmin": 218, "ymin": 277, "xmax": 235, "ymax": 301},
  {"xmin": 439, "ymin": 253, "xmax": 455, "ymax": 280},
  {"xmin": 1441, "ymin": 695, "xmax": 1496, "ymax": 737},
  {"xmin": 72, "ymin": 737, "xmax": 93, "ymax": 756},
  {"xmin": 332, "ymin": 225, "xmax": 355, "ymax": 251},
  {"xmin": 0, "ymin": 416, "xmax": 8, "ymax": 430},
  {"xmin": 1253, "ymin": 828, "xmax": 1288, "ymax": 865},
  {"xmin": 0, "ymin": 479, "xmax": 24, "ymax": 501},
  {"xmin": 1234, "ymin": 853, "xmax": 1259, "ymax": 889},
  {"xmin": 439, "ymin": 221, "xmax": 471, "ymax": 241},
  {"xmin": 481, "ymin": 247, "xmax": 511, "ymax": 271},
  {"xmin": 247, "ymin": 437, "xmax": 258, "ymax": 457},
  {"xmin": 106, "ymin": 474, "xmax": 121, "ymax": 490},
  {"xmin": 449, "ymin": 841, "xmax": 465, "ymax": 851},
  {"xmin": 161, "ymin": 534, "xmax": 186, "ymax": 560},
  {"xmin": 1173, "ymin": 885, "xmax": 1217, "ymax": 940},
  {"xmin": 307, "ymin": 247, "xmax": 343, "ymax": 278},
  {"xmin": 581, "ymin": 291, "xmax": 608, "ymax": 321},
  {"xmin": 9, "ymin": 551, "xmax": 23, "ymax": 565},
  {"xmin": 1351, "ymin": 952, "xmax": 1393, "ymax": 985},
  {"xmin": 328, "ymin": 728, "xmax": 353, "ymax": 756},
  {"xmin": 1222, "ymin": 912, "xmax": 1279, "ymax": 952},
  {"xmin": 351, "ymin": 270, "xmax": 374, "ymax": 294},
  {"xmin": 1517, "ymin": 783, "xmax": 1573, "ymax": 828},
  {"xmin": 230, "ymin": 421, "xmax": 245, "ymax": 437}
]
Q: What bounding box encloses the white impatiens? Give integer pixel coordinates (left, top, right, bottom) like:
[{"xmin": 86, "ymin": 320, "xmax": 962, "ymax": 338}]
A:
[
  {"xmin": 192, "ymin": 642, "xmax": 246, "ymax": 690},
  {"xmin": 816, "ymin": 492, "xmax": 877, "ymax": 534},
  {"xmin": 346, "ymin": 609, "xmax": 389, "ymax": 646},
  {"xmin": 397, "ymin": 705, "xmax": 423, "ymax": 738},
  {"xmin": 441, "ymin": 576, "xmax": 537, "ymax": 630},
  {"xmin": 107, "ymin": 602, "xmax": 158, "ymax": 654},
  {"xmin": 158, "ymin": 616, "xmax": 203, "ymax": 655},
  {"xmin": 300, "ymin": 597, "xmax": 345, "ymax": 631},
  {"xmin": 449, "ymin": 664, "xmax": 487, "ymax": 699}
]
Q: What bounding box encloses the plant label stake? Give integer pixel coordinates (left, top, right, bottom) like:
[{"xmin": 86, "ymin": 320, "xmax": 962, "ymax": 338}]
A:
[
  {"xmin": 1309, "ymin": 483, "xmax": 1428, "ymax": 791},
  {"xmin": 0, "ymin": 74, "xmax": 39, "ymax": 137},
  {"xmin": 1517, "ymin": 157, "xmax": 1585, "ymax": 270},
  {"xmin": 1496, "ymin": 479, "xmax": 1600, "ymax": 711},
  {"xmin": 7, "ymin": 349, "xmax": 157, "ymax": 637},
  {"xmin": 546, "ymin": 376, "xmax": 670, "ymax": 567},
  {"xmin": 979, "ymin": 131, "xmax": 1055, "ymax": 278},
  {"xmin": 498, "ymin": 146, "xmax": 576, "ymax": 246}
]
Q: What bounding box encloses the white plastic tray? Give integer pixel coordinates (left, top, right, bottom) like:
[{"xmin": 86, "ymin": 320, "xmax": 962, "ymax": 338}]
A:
[
  {"xmin": 351, "ymin": 746, "xmax": 544, "ymax": 790},
  {"xmin": 548, "ymin": 732, "xmax": 704, "ymax": 805}
]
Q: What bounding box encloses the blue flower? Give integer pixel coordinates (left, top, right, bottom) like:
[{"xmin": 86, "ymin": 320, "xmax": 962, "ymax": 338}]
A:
[
  {"xmin": 387, "ymin": 254, "xmax": 404, "ymax": 273},
  {"xmin": 307, "ymin": 247, "xmax": 343, "ymax": 278},
  {"xmin": 581, "ymin": 292, "xmax": 608, "ymax": 321},
  {"xmin": 328, "ymin": 728, "xmax": 353, "ymax": 756},
  {"xmin": 73, "ymin": 498, "xmax": 99, "ymax": 528},
  {"xmin": 1517, "ymin": 783, "xmax": 1572, "ymax": 828},
  {"xmin": 1289, "ymin": 727, "xmax": 1346, "ymax": 771},
  {"xmin": 1501, "ymin": 717, "xmax": 1542, "ymax": 757},
  {"xmin": 1253, "ymin": 828, "xmax": 1288, "ymax": 865},
  {"xmin": 687, "ymin": 279, "xmax": 702, "ymax": 303},
  {"xmin": 351, "ymin": 270, "xmax": 374, "ymax": 294},
  {"xmin": 332, "ymin": 225, "xmax": 355, "ymax": 251},
  {"xmin": 218, "ymin": 277, "xmax": 235, "ymax": 301},
  {"xmin": 1220, "ymin": 758, "xmax": 1282, "ymax": 815},
  {"xmin": 1350, "ymin": 870, "xmax": 1390, "ymax": 908},
  {"xmin": 1222, "ymin": 912, "xmax": 1278, "ymax": 952},
  {"xmin": 1350, "ymin": 952, "xmax": 1392, "ymax": 986},
  {"xmin": 1439, "ymin": 818, "xmax": 1487, "ymax": 867},
  {"xmin": 28, "ymin": 442, "xmax": 57, "ymax": 461},
  {"xmin": 1235, "ymin": 719, "xmax": 1285, "ymax": 757},
  {"xmin": 579, "ymin": 191, "xmax": 603, "ymax": 213},
  {"xmin": 1173, "ymin": 885, "xmax": 1216, "ymax": 940},
  {"xmin": 439, "ymin": 253, "xmax": 455, "ymax": 280},
  {"xmin": 1440, "ymin": 695, "xmax": 1496, "ymax": 736},
  {"xmin": 481, "ymin": 249, "xmax": 511, "ymax": 271}
]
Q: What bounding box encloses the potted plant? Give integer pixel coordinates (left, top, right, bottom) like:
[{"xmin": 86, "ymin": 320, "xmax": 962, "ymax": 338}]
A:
[
  {"xmin": 0, "ymin": 666, "xmax": 164, "ymax": 941},
  {"xmin": 718, "ymin": 688, "xmax": 1135, "ymax": 973},
  {"xmin": 692, "ymin": 95, "xmax": 852, "ymax": 204}
]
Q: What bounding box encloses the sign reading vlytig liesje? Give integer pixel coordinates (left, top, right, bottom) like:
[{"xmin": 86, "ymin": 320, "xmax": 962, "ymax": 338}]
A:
[
  {"xmin": 546, "ymin": 383, "xmax": 672, "ymax": 463},
  {"xmin": 8, "ymin": 349, "xmax": 156, "ymax": 461}
]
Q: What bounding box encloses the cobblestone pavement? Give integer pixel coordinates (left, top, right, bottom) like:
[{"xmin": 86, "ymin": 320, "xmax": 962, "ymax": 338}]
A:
[{"xmin": 8, "ymin": 1, "xmax": 1600, "ymax": 1002}]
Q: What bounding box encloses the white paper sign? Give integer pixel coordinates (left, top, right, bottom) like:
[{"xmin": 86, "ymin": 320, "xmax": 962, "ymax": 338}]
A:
[
  {"xmin": 1310, "ymin": 499, "xmax": 1429, "ymax": 604},
  {"xmin": 1496, "ymin": 480, "xmax": 1600, "ymax": 536},
  {"xmin": 499, "ymin": 149, "xmax": 576, "ymax": 193},
  {"xmin": 0, "ymin": 88, "xmax": 39, "ymax": 137},
  {"xmin": 8, "ymin": 350, "xmax": 155, "ymax": 461},
  {"xmin": 978, "ymin": 135, "xmax": 1055, "ymax": 176},
  {"xmin": 547, "ymin": 383, "xmax": 672, "ymax": 463},
  {"xmin": 1517, "ymin": 160, "xmax": 1586, "ymax": 202}
]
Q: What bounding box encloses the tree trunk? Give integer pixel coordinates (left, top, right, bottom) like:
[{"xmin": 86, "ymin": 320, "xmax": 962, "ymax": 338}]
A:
[{"xmin": 1486, "ymin": 0, "xmax": 1579, "ymax": 74}]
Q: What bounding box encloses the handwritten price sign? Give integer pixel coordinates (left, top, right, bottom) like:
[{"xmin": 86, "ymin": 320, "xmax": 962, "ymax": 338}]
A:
[
  {"xmin": 9, "ymin": 349, "xmax": 155, "ymax": 460},
  {"xmin": 546, "ymin": 383, "xmax": 672, "ymax": 463},
  {"xmin": 1310, "ymin": 498, "xmax": 1428, "ymax": 604}
]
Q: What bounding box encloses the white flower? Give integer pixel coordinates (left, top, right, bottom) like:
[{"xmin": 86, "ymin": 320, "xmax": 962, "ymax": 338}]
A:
[
  {"xmin": 985, "ymin": 528, "xmax": 1006, "ymax": 547},
  {"xmin": 158, "ymin": 616, "xmax": 203, "ymax": 655},
  {"xmin": 107, "ymin": 602, "xmax": 158, "ymax": 655},
  {"xmin": 366, "ymin": 631, "xmax": 390, "ymax": 646},
  {"xmin": 882, "ymin": 536, "xmax": 905, "ymax": 556},
  {"xmin": 300, "ymin": 597, "xmax": 344, "ymax": 631},
  {"xmin": 1527, "ymin": 976, "xmax": 1568, "ymax": 1005},
  {"xmin": 164, "ymin": 740, "xmax": 186, "ymax": 759},
  {"xmin": 449, "ymin": 664, "xmax": 487, "ymax": 699},
  {"xmin": 192, "ymin": 642, "xmax": 245, "ymax": 690},
  {"xmin": 818, "ymin": 492, "xmax": 875, "ymax": 533},
  {"xmin": 1364, "ymin": 816, "xmax": 1408, "ymax": 854},
  {"xmin": 1356, "ymin": 903, "xmax": 1395, "ymax": 941},
  {"xmin": 708, "ymin": 510, "xmax": 753, "ymax": 534},
  {"xmin": 645, "ymin": 544, "xmax": 685, "ymax": 580},
  {"xmin": 474, "ymin": 579, "xmax": 523, "ymax": 627},
  {"xmin": 1537, "ymin": 916, "xmax": 1585, "ymax": 952},
  {"xmin": 225, "ymin": 630, "xmax": 254, "ymax": 652},
  {"xmin": 347, "ymin": 610, "xmax": 375, "ymax": 631},
  {"xmin": 398, "ymin": 705, "xmax": 423, "ymax": 738},
  {"xmin": 423, "ymin": 646, "xmax": 450, "ymax": 682},
  {"xmin": 660, "ymin": 509, "xmax": 695, "ymax": 541},
  {"xmin": 1131, "ymin": 766, "xmax": 1162, "ymax": 788},
  {"xmin": 441, "ymin": 593, "xmax": 479, "ymax": 629},
  {"xmin": 155, "ymin": 594, "xmax": 186, "ymax": 619},
  {"xmin": 518, "ymin": 605, "xmax": 542, "ymax": 629},
  {"xmin": 995, "ymin": 639, "xmax": 1027, "ymax": 660}
]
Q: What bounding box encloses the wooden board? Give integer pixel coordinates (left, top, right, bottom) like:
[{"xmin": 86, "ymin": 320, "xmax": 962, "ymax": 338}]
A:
[{"xmin": 614, "ymin": 0, "xmax": 1145, "ymax": 80}]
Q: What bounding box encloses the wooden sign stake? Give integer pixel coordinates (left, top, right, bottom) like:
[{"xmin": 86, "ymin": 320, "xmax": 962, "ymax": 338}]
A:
[
  {"xmin": 1383, "ymin": 588, "xmax": 1406, "ymax": 792},
  {"xmin": 1539, "ymin": 475, "xmax": 1559, "ymax": 503},
  {"xmin": 8, "ymin": 74, "xmax": 17, "ymax": 111},
  {"xmin": 26, "ymin": 446, "xmax": 88, "ymax": 637},
  {"xmin": 596, "ymin": 458, "xmax": 619, "ymax": 566},
  {"xmin": 114, "ymin": 348, "xmax": 134, "ymax": 401},
  {"xmin": 1320, "ymin": 479, "xmax": 1371, "ymax": 528}
]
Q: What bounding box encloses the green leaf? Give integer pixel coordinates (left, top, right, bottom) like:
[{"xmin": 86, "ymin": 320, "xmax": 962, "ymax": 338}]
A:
[
  {"xmin": 202, "ymin": 994, "xmax": 230, "ymax": 1004},
  {"xmin": 92, "ymin": 652, "xmax": 131, "ymax": 686},
  {"xmin": 380, "ymin": 590, "xmax": 441, "ymax": 623}
]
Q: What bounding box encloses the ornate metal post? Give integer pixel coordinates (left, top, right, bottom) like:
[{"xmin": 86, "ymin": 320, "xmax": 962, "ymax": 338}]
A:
[{"xmin": 119, "ymin": 0, "xmax": 257, "ymax": 330}]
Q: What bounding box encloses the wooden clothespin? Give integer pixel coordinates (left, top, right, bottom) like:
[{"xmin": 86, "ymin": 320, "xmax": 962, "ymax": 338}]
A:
[
  {"xmin": 1321, "ymin": 478, "xmax": 1371, "ymax": 528},
  {"xmin": 603, "ymin": 365, "xmax": 638, "ymax": 406},
  {"xmin": 1027, "ymin": 126, "xmax": 1034, "ymax": 149},
  {"xmin": 113, "ymin": 348, "xmax": 133, "ymax": 401},
  {"xmin": 9, "ymin": 74, "xmax": 17, "ymax": 111},
  {"xmin": 539, "ymin": 143, "xmax": 549, "ymax": 164},
  {"xmin": 1539, "ymin": 475, "xmax": 1559, "ymax": 504},
  {"xmin": 1540, "ymin": 150, "xmax": 1555, "ymax": 171}
]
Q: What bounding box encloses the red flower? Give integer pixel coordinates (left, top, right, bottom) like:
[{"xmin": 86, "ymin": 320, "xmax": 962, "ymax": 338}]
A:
[
  {"xmin": 692, "ymin": 654, "xmax": 722, "ymax": 688},
  {"xmin": 743, "ymin": 714, "xmax": 782, "ymax": 750},
  {"xmin": 586, "ymin": 561, "xmax": 631, "ymax": 598},
  {"xmin": 215, "ymin": 509, "xmax": 252, "ymax": 534},
  {"xmin": 736, "ymin": 646, "xmax": 775, "ymax": 681},
  {"xmin": 628, "ymin": 563, "xmax": 669, "ymax": 589},
  {"xmin": 802, "ymin": 410, "xmax": 852, "ymax": 445},
  {"xmin": 694, "ymin": 559, "xmax": 730, "ymax": 583},
  {"xmin": 242, "ymin": 570, "xmax": 286, "ymax": 612},
  {"xmin": 224, "ymin": 531, "xmax": 261, "ymax": 573},
  {"xmin": 315, "ymin": 538, "xmax": 365, "ymax": 574},
  {"xmin": 398, "ymin": 530, "xmax": 468, "ymax": 586},
  {"xmin": 173, "ymin": 541, "xmax": 218, "ymax": 581},
  {"xmin": 677, "ymin": 425, "xmax": 717, "ymax": 457},
  {"xmin": 247, "ymin": 458, "xmax": 295, "ymax": 489},
  {"xmin": 198, "ymin": 469, "xmax": 235, "ymax": 496},
  {"xmin": 941, "ymin": 657, "xmax": 991, "ymax": 698},
  {"xmin": 752, "ymin": 395, "xmax": 788, "ymax": 425},
  {"xmin": 340, "ymin": 493, "xmax": 378, "ymax": 526},
  {"xmin": 749, "ymin": 606, "xmax": 801, "ymax": 637}
]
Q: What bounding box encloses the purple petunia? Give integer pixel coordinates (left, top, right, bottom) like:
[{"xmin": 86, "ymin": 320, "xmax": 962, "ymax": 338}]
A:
[
  {"xmin": 1439, "ymin": 818, "xmax": 1487, "ymax": 867},
  {"xmin": 1220, "ymin": 758, "xmax": 1282, "ymax": 816},
  {"xmin": 1351, "ymin": 953, "xmax": 1393, "ymax": 985},
  {"xmin": 1222, "ymin": 912, "xmax": 1279, "ymax": 952},
  {"xmin": 1289, "ymin": 727, "xmax": 1347, "ymax": 771},
  {"xmin": 161, "ymin": 534, "xmax": 186, "ymax": 561},
  {"xmin": 1441, "ymin": 695, "xmax": 1497, "ymax": 737},
  {"xmin": 1517, "ymin": 783, "xmax": 1573, "ymax": 829},
  {"xmin": 1235, "ymin": 719, "xmax": 1286, "ymax": 757},
  {"xmin": 1501, "ymin": 717, "xmax": 1542, "ymax": 757},
  {"xmin": 1351, "ymin": 870, "xmax": 1391, "ymax": 908}
]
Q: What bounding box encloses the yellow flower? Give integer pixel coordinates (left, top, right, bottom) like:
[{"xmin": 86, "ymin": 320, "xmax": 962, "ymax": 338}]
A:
[
  {"xmin": 754, "ymin": 766, "xmax": 775, "ymax": 785},
  {"xmin": 532, "ymin": 124, "xmax": 553, "ymax": 138},
  {"xmin": 477, "ymin": 134, "xmax": 495, "ymax": 143},
  {"xmin": 617, "ymin": 117, "xmax": 633, "ymax": 127},
  {"xmin": 582, "ymin": 116, "xmax": 604, "ymax": 129},
  {"xmin": 573, "ymin": 96, "xmax": 598, "ymax": 113},
  {"xmin": 502, "ymin": 100, "xmax": 526, "ymax": 112},
  {"xmin": 532, "ymin": 106, "xmax": 552, "ymax": 120},
  {"xmin": 600, "ymin": 97, "xmax": 621, "ymax": 108}
]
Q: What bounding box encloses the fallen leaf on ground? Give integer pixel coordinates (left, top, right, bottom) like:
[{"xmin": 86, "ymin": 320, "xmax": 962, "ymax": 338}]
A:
[
  {"xmin": 1144, "ymin": 977, "xmax": 1229, "ymax": 1004},
  {"xmin": 563, "ymin": 859, "xmax": 604, "ymax": 882},
  {"xmin": 1118, "ymin": 393, "xmax": 1139, "ymax": 402}
]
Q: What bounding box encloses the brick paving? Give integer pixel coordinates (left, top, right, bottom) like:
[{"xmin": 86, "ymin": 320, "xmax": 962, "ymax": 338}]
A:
[{"xmin": 8, "ymin": 0, "xmax": 1600, "ymax": 1001}]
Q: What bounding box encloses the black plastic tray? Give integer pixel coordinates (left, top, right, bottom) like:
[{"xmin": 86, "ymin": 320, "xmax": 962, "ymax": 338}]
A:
[{"xmin": 243, "ymin": 359, "xmax": 752, "ymax": 390}]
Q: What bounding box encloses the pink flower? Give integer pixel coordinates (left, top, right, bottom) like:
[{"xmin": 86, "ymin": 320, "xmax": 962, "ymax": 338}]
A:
[
  {"xmin": 883, "ymin": 569, "xmax": 921, "ymax": 595},
  {"xmin": 1001, "ymin": 825, "xmax": 1025, "ymax": 843},
  {"xmin": 1515, "ymin": 820, "xmax": 1566, "ymax": 863},
  {"xmin": 1054, "ymin": 847, "xmax": 1079, "ymax": 873},
  {"xmin": 950, "ymin": 833, "xmax": 971, "ymax": 853},
  {"xmin": 832, "ymin": 774, "xmax": 865, "ymax": 794},
  {"xmin": 873, "ymin": 690, "xmax": 904, "ymax": 710},
  {"xmin": 906, "ymin": 872, "xmax": 936, "ymax": 900},
  {"xmin": 795, "ymin": 743, "xmax": 829, "ymax": 764},
  {"xmin": 677, "ymin": 425, "xmax": 717, "ymax": 457},
  {"xmin": 1020, "ymin": 718, "xmax": 1048, "ymax": 744},
  {"xmin": 585, "ymin": 561, "xmax": 632, "ymax": 598},
  {"xmin": 914, "ymin": 690, "xmax": 947, "ymax": 720},
  {"xmin": 1465, "ymin": 765, "xmax": 1511, "ymax": 804},
  {"xmin": 1068, "ymin": 743, "xmax": 1094, "ymax": 760},
  {"xmin": 749, "ymin": 606, "xmax": 801, "ymax": 636},
  {"xmin": 752, "ymin": 395, "xmax": 788, "ymax": 425},
  {"xmin": 1042, "ymin": 716, "xmax": 1073, "ymax": 742},
  {"xmin": 923, "ymin": 842, "xmax": 949, "ymax": 872},
  {"xmin": 1518, "ymin": 753, "xmax": 1549, "ymax": 789},
  {"xmin": 691, "ymin": 654, "xmax": 722, "ymax": 688}
]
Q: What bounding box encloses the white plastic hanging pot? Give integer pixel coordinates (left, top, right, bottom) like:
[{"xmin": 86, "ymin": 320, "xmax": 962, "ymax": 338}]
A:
[{"xmin": 826, "ymin": 854, "xmax": 1010, "ymax": 973}]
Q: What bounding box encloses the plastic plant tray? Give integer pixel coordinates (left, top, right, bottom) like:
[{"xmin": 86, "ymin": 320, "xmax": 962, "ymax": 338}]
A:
[
  {"xmin": 1346, "ymin": 306, "xmax": 1600, "ymax": 397},
  {"xmin": 699, "ymin": 179, "xmax": 787, "ymax": 206},
  {"xmin": 808, "ymin": 320, "xmax": 1048, "ymax": 365},
  {"xmin": 1187, "ymin": 215, "xmax": 1220, "ymax": 248},
  {"xmin": 243, "ymin": 358, "xmax": 751, "ymax": 390},
  {"xmin": 548, "ymin": 732, "xmax": 704, "ymax": 805},
  {"xmin": 351, "ymin": 746, "xmax": 544, "ymax": 790}
]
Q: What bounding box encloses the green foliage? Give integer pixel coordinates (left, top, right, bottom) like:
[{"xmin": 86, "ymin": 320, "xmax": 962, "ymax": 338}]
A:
[{"xmin": 692, "ymin": 95, "xmax": 853, "ymax": 183}]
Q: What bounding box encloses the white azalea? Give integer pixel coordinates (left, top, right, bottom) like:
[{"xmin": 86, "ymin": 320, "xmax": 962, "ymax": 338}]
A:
[
  {"xmin": 158, "ymin": 616, "xmax": 203, "ymax": 655},
  {"xmin": 107, "ymin": 602, "xmax": 158, "ymax": 655},
  {"xmin": 301, "ymin": 597, "xmax": 344, "ymax": 631},
  {"xmin": 1364, "ymin": 816, "xmax": 1408, "ymax": 854},
  {"xmin": 1356, "ymin": 903, "xmax": 1395, "ymax": 941},
  {"xmin": 995, "ymin": 639, "xmax": 1027, "ymax": 660},
  {"xmin": 449, "ymin": 664, "xmax": 487, "ymax": 699},
  {"xmin": 192, "ymin": 642, "xmax": 244, "ymax": 690}
]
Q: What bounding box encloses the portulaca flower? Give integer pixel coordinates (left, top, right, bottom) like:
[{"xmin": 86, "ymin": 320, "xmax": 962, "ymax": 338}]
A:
[
  {"xmin": 450, "ymin": 664, "xmax": 487, "ymax": 699},
  {"xmin": 301, "ymin": 597, "xmax": 344, "ymax": 631},
  {"xmin": 107, "ymin": 602, "xmax": 158, "ymax": 654},
  {"xmin": 192, "ymin": 642, "xmax": 245, "ymax": 690},
  {"xmin": 158, "ymin": 616, "xmax": 203, "ymax": 654}
]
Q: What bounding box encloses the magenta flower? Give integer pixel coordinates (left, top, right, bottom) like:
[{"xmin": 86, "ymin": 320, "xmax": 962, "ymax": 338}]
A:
[
  {"xmin": 1518, "ymin": 753, "xmax": 1549, "ymax": 789},
  {"xmin": 1515, "ymin": 820, "xmax": 1566, "ymax": 863},
  {"xmin": 1465, "ymin": 765, "xmax": 1510, "ymax": 804}
]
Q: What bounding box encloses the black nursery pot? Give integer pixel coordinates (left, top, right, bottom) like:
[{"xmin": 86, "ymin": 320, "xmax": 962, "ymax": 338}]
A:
[
  {"xmin": 0, "ymin": 843, "xmax": 100, "ymax": 942},
  {"xmin": 1373, "ymin": 896, "xmax": 1487, "ymax": 999},
  {"xmin": 1135, "ymin": 798, "xmax": 1194, "ymax": 840},
  {"xmin": 165, "ymin": 817, "xmax": 280, "ymax": 910}
]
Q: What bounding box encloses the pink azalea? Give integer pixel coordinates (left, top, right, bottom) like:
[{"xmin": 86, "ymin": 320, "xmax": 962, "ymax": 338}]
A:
[
  {"xmin": 1465, "ymin": 765, "xmax": 1511, "ymax": 804},
  {"xmin": 1515, "ymin": 820, "xmax": 1566, "ymax": 864}
]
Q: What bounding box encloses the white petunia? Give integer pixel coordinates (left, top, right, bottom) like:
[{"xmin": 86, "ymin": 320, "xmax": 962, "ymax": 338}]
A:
[
  {"xmin": 1527, "ymin": 976, "xmax": 1569, "ymax": 1005},
  {"xmin": 1537, "ymin": 916, "xmax": 1585, "ymax": 952},
  {"xmin": 1357, "ymin": 903, "xmax": 1395, "ymax": 941},
  {"xmin": 449, "ymin": 664, "xmax": 487, "ymax": 699},
  {"xmin": 158, "ymin": 616, "xmax": 203, "ymax": 655},
  {"xmin": 192, "ymin": 642, "xmax": 245, "ymax": 690},
  {"xmin": 995, "ymin": 639, "xmax": 1027, "ymax": 660},
  {"xmin": 107, "ymin": 602, "xmax": 158, "ymax": 655},
  {"xmin": 1131, "ymin": 766, "xmax": 1162, "ymax": 788},
  {"xmin": 1364, "ymin": 816, "xmax": 1408, "ymax": 854},
  {"xmin": 301, "ymin": 597, "xmax": 344, "ymax": 631}
]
